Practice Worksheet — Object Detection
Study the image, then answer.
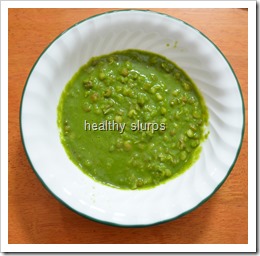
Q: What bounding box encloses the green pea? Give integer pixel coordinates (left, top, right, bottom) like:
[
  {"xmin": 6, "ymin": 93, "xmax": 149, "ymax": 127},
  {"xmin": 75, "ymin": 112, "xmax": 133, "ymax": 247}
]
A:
[
  {"xmin": 149, "ymin": 56, "xmax": 157, "ymax": 64},
  {"xmin": 175, "ymin": 110, "xmax": 182, "ymax": 119},
  {"xmin": 161, "ymin": 107, "xmax": 167, "ymax": 115},
  {"xmin": 189, "ymin": 96, "xmax": 196, "ymax": 104},
  {"xmin": 150, "ymin": 110, "xmax": 158, "ymax": 117},
  {"xmin": 82, "ymin": 103, "xmax": 92, "ymax": 112},
  {"xmin": 124, "ymin": 140, "xmax": 132, "ymax": 151},
  {"xmin": 165, "ymin": 169, "xmax": 172, "ymax": 177},
  {"xmin": 93, "ymin": 106, "xmax": 102, "ymax": 115},
  {"xmin": 143, "ymin": 82, "xmax": 152, "ymax": 91},
  {"xmin": 83, "ymin": 80, "xmax": 93, "ymax": 89},
  {"xmin": 138, "ymin": 75, "xmax": 145, "ymax": 83},
  {"xmin": 171, "ymin": 157, "xmax": 179, "ymax": 165},
  {"xmin": 178, "ymin": 140, "xmax": 185, "ymax": 150},
  {"xmin": 172, "ymin": 89, "xmax": 180, "ymax": 96},
  {"xmin": 189, "ymin": 123, "xmax": 197, "ymax": 131},
  {"xmin": 180, "ymin": 151, "xmax": 187, "ymax": 160},
  {"xmin": 136, "ymin": 178, "xmax": 144, "ymax": 187},
  {"xmin": 135, "ymin": 104, "xmax": 141, "ymax": 112},
  {"xmin": 115, "ymin": 86, "xmax": 122, "ymax": 92},
  {"xmin": 174, "ymin": 72, "xmax": 181, "ymax": 80},
  {"xmin": 84, "ymin": 160, "xmax": 92, "ymax": 169},
  {"xmin": 103, "ymin": 88, "xmax": 112, "ymax": 98},
  {"xmin": 90, "ymin": 92, "xmax": 99, "ymax": 103},
  {"xmin": 99, "ymin": 72, "xmax": 106, "ymax": 80},
  {"xmin": 130, "ymin": 183, "xmax": 137, "ymax": 190},
  {"xmin": 104, "ymin": 77, "xmax": 115, "ymax": 86},
  {"xmin": 158, "ymin": 153, "xmax": 166, "ymax": 162},
  {"xmin": 122, "ymin": 87, "xmax": 133, "ymax": 97},
  {"xmin": 131, "ymin": 72, "xmax": 138, "ymax": 80},
  {"xmin": 154, "ymin": 169, "xmax": 165, "ymax": 178},
  {"xmin": 193, "ymin": 110, "xmax": 201, "ymax": 118},
  {"xmin": 170, "ymin": 100, "xmax": 176, "ymax": 107},
  {"xmin": 114, "ymin": 115, "xmax": 123, "ymax": 123},
  {"xmin": 186, "ymin": 147, "xmax": 192, "ymax": 153},
  {"xmin": 156, "ymin": 93, "xmax": 163, "ymax": 101},
  {"xmin": 84, "ymin": 66, "xmax": 94, "ymax": 74},
  {"xmin": 115, "ymin": 93, "xmax": 124, "ymax": 102},
  {"xmin": 84, "ymin": 91, "xmax": 91, "ymax": 98},
  {"xmin": 64, "ymin": 125, "xmax": 70, "ymax": 132},
  {"xmin": 182, "ymin": 81, "xmax": 191, "ymax": 91},
  {"xmin": 108, "ymin": 56, "xmax": 114, "ymax": 64},
  {"xmin": 137, "ymin": 93, "xmax": 147, "ymax": 107},
  {"xmin": 182, "ymin": 95, "xmax": 188, "ymax": 103},
  {"xmin": 117, "ymin": 109, "xmax": 124, "ymax": 116},
  {"xmin": 191, "ymin": 140, "xmax": 199, "ymax": 148},
  {"xmin": 125, "ymin": 61, "xmax": 132, "ymax": 69},
  {"xmin": 106, "ymin": 114, "xmax": 114, "ymax": 121},
  {"xmin": 152, "ymin": 84, "xmax": 161, "ymax": 94},
  {"xmin": 163, "ymin": 135, "xmax": 169, "ymax": 142},
  {"xmin": 128, "ymin": 109, "xmax": 137, "ymax": 118},
  {"xmin": 150, "ymin": 86, "xmax": 157, "ymax": 94},
  {"xmin": 161, "ymin": 62, "xmax": 170, "ymax": 72},
  {"xmin": 121, "ymin": 68, "xmax": 129, "ymax": 77},
  {"xmin": 166, "ymin": 154, "xmax": 172, "ymax": 161},
  {"xmin": 186, "ymin": 129, "xmax": 194, "ymax": 138},
  {"xmin": 161, "ymin": 117, "xmax": 167, "ymax": 123}
]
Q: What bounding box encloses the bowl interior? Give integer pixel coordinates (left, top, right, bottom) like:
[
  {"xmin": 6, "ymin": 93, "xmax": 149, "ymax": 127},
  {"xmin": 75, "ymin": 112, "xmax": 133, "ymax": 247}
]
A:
[{"xmin": 21, "ymin": 10, "xmax": 244, "ymax": 226}]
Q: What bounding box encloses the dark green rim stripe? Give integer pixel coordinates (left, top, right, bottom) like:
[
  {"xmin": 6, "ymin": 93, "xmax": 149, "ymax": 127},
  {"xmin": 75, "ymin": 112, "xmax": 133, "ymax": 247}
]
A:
[{"xmin": 19, "ymin": 9, "xmax": 245, "ymax": 228}]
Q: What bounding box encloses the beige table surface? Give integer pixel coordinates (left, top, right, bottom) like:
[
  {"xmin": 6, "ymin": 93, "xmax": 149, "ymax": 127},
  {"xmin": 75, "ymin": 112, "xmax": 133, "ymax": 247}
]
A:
[{"xmin": 8, "ymin": 8, "xmax": 248, "ymax": 244}]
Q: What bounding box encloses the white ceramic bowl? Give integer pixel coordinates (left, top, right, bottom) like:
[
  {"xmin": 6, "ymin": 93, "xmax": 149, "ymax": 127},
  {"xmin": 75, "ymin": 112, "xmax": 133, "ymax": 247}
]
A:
[{"xmin": 20, "ymin": 10, "xmax": 244, "ymax": 226}]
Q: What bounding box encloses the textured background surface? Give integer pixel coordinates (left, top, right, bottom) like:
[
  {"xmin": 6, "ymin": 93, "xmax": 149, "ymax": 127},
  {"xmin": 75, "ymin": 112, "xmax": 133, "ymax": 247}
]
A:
[{"xmin": 8, "ymin": 8, "xmax": 248, "ymax": 244}]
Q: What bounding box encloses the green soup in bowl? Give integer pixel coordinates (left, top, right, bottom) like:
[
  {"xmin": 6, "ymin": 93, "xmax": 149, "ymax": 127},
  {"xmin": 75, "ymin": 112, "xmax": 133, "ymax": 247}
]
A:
[
  {"xmin": 58, "ymin": 49, "xmax": 209, "ymax": 190},
  {"xmin": 20, "ymin": 10, "xmax": 244, "ymax": 226}
]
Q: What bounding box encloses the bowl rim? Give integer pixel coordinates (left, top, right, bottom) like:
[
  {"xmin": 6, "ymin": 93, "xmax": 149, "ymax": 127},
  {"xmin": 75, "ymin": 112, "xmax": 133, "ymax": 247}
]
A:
[{"xmin": 19, "ymin": 9, "xmax": 245, "ymax": 227}]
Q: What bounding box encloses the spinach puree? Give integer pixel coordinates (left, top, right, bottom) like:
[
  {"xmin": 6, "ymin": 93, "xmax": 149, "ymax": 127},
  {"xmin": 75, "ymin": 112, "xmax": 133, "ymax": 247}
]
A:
[{"xmin": 57, "ymin": 49, "xmax": 208, "ymax": 190}]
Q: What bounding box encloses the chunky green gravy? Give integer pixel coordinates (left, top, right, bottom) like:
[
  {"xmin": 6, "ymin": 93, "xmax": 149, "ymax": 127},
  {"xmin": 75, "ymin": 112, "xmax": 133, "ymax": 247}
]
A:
[{"xmin": 57, "ymin": 49, "xmax": 208, "ymax": 190}]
